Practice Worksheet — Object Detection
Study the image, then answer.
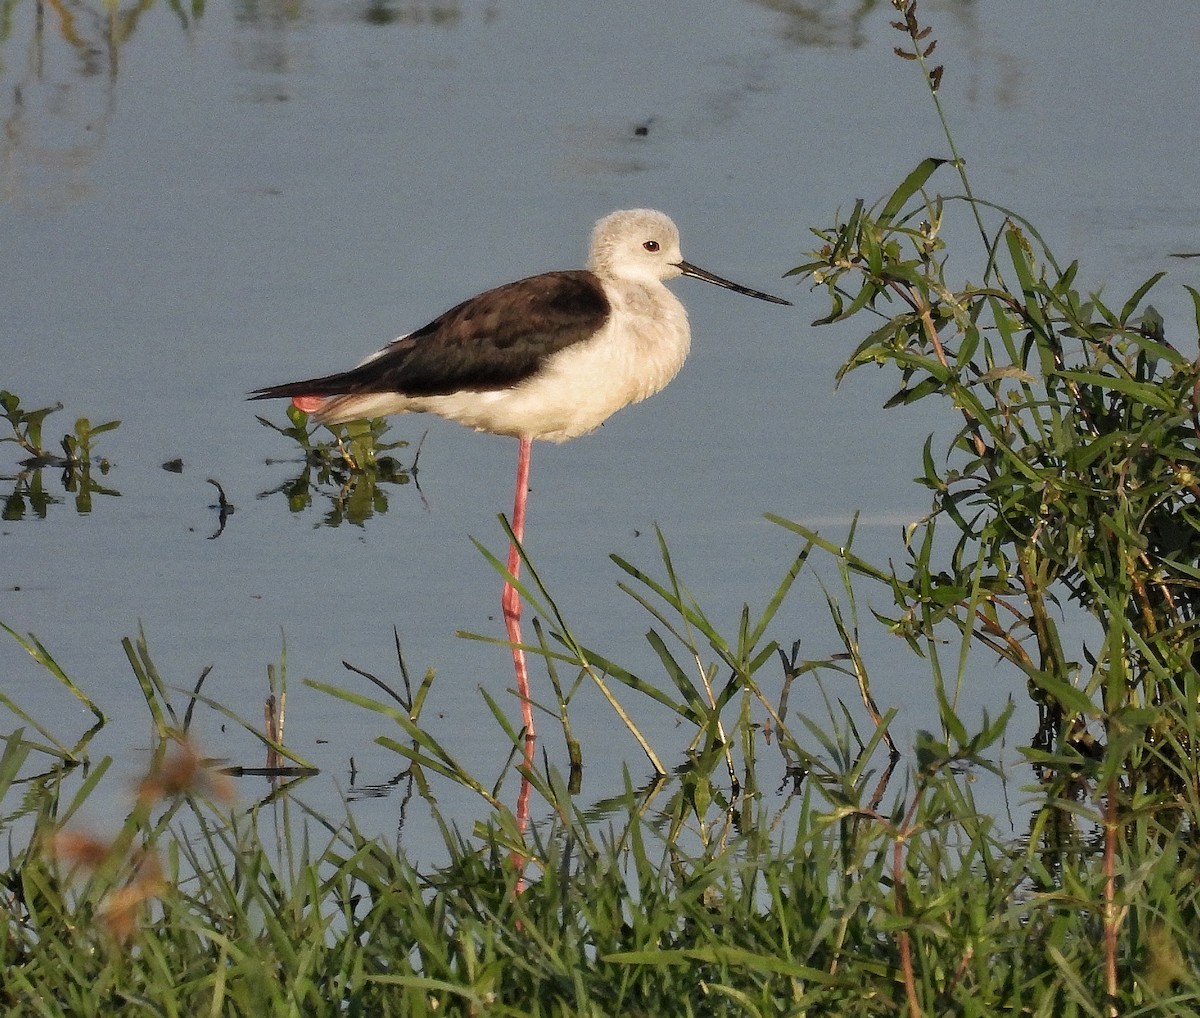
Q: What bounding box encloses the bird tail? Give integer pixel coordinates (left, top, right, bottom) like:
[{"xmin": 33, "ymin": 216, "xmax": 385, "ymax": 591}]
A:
[
  {"xmin": 249, "ymin": 335, "xmax": 413, "ymax": 422},
  {"xmin": 248, "ymin": 372, "xmax": 356, "ymax": 402}
]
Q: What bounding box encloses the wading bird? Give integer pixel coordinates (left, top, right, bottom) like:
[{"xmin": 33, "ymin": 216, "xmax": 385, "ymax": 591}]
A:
[{"xmin": 251, "ymin": 208, "xmax": 791, "ymax": 739}]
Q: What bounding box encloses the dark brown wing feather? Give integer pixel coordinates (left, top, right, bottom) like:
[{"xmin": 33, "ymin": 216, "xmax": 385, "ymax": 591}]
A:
[{"xmin": 250, "ymin": 270, "xmax": 611, "ymax": 401}]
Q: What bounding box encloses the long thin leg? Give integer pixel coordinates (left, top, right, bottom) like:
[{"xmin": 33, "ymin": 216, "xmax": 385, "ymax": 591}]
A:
[
  {"xmin": 504, "ymin": 438, "xmax": 536, "ymax": 895},
  {"xmin": 503, "ymin": 435, "xmax": 535, "ymax": 739}
]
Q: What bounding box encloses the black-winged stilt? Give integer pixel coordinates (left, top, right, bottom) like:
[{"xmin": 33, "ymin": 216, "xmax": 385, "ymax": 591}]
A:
[{"xmin": 251, "ymin": 208, "xmax": 791, "ymax": 739}]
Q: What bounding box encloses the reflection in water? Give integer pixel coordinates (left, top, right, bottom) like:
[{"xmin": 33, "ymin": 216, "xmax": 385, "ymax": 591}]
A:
[
  {"xmin": 205, "ymin": 478, "xmax": 236, "ymax": 539},
  {"xmin": 0, "ymin": 0, "xmax": 490, "ymax": 204},
  {"xmin": 361, "ymin": 2, "xmax": 459, "ymax": 27},
  {"xmin": 1, "ymin": 457, "xmax": 120, "ymax": 518},
  {"xmin": 255, "ymin": 408, "xmax": 416, "ymax": 527},
  {"xmin": 0, "ymin": 0, "xmax": 194, "ymax": 207},
  {"xmin": 749, "ymin": 0, "xmax": 881, "ymax": 49},
  {"xmin": 0, "ymin": 393, "xmax": 121, "ymax": 517},
  {"xmin": 232, "ymin": 0, "xmax": 311, "ymax": 85},
  {"xmin": 751, "ymin": 0, "xmax": 985, "ymax": 54},
  {"xmin": 751, "ymin": 0, "xmax": 1022, "ymax": 111},
  {"xmin": 230, "ymin": 0, "xmax": 496, "ymax": 86}
]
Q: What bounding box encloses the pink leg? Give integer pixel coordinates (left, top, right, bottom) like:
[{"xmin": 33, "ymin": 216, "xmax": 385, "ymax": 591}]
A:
[
  {"xmin": 503, "ymin": 436, "xmax": 535, "ymax": 740},
  {"xmin": 513, "ymin": 729, "xmax": 535, "ymax": 895}
]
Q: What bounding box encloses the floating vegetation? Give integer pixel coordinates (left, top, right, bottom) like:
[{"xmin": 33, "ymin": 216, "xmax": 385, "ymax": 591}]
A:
[
  {"xmin": 256, "ymin": 404, "xmax": 419, "ymax": 527},
  {"xmin": 0, "ymin": 389, "xmax": 121, "ymax": 519}
]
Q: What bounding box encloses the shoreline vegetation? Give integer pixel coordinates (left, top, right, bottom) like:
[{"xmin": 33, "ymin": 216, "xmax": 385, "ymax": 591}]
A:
[{"xmin": 6, "ymin": 3, "xmax": 1200, "ymax": 1013}]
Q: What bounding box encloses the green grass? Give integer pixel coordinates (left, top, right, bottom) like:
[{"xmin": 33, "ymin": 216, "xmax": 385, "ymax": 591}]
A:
[
  {"xmin": 2, "ymin": 628, "xmax": 1197, "ymax": 1015},
  {"xmin": 7, "ymin": 1, "xmax": 1200, "ymax": 1013}
]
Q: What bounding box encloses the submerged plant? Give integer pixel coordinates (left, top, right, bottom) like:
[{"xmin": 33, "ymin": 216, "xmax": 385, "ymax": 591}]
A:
[
  {"xmin": 0, "ymin": 389, "xmax": 121, "ymax": 518},
  {"xmin": 256, "ymin": 403, "xmax": 416, "ymax": 526}
]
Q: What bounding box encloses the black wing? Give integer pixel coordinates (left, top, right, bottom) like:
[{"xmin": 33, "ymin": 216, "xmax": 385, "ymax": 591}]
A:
[{"xmin": 250, "ymin": 270, "xmax": 611, "ymax": 400}]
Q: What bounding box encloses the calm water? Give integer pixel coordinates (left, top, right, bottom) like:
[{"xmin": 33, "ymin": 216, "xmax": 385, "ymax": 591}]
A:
[{"xmin": 4, "ymin": 0, "xmax": 1200, "ymax": 857}]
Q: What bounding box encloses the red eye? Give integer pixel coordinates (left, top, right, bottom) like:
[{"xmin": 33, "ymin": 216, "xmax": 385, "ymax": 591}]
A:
[{"xmin": 643, "ymin": 240, "xmax": 660, "ymax": 252}]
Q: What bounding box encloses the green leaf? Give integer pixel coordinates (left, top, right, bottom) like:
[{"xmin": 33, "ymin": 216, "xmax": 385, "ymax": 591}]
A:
[
  {"xmin": 1026, "ymin": 669, "xmax": 1097, "ymax": 718},
  {"xmin": 1119, "ymin": 270, "xmax": 1166, "ymax": 324},
  {"xmin": 1184, "ymin": 284, "xmax": 1200, "ymax": 340},
  {"xmin": 878, "ymin": 157, "xmax": 947, "ymax": 225},
  {"xmin": 1053, "ymin": 370, "xmax": 1175, "ymax": 410}
]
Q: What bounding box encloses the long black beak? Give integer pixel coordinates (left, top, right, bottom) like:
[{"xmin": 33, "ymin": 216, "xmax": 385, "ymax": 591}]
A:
[{"xmin": 677, "ymin": 259, "xmax": 792, "ymax": 306}]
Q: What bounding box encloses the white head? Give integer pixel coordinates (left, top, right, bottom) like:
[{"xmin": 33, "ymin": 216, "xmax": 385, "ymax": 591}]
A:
[
  {"xmin": 586, "ymin": 208, "xmax": 793, "ymax": 305},
  {"xmin": 587, "ymin": 209, "xmax": 684, "ymax": 283}
]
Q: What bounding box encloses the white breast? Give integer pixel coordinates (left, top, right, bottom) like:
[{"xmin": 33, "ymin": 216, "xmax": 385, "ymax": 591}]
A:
[{"xmin": 420, "ymin": 283, "xmax": 691, "ymax": 442}]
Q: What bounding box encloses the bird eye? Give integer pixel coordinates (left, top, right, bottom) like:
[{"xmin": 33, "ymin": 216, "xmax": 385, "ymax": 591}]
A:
[{"xmin": 643, "ymin": 240, "xmax": 660, "ymax": 252}]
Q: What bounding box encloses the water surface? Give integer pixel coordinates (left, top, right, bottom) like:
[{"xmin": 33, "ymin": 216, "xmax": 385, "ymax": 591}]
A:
[{"xmin": 4, "ymin": 0, "xmax": 1200, "ymax": 855}]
